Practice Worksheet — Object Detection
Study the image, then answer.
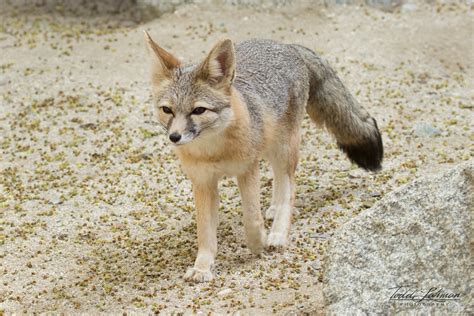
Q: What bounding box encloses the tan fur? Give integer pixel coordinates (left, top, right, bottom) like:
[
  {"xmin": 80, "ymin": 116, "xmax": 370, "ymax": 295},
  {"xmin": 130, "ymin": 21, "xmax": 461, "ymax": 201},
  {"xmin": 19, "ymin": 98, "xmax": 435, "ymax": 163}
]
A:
[
  {"xmin": 184, "ymin": 176, "xmax": 219, "ymax": 282},
  {"xmin": 177, "ymin": 89, "xmax": 264, "ymax": 282},
  {"xmin": 260, "ymin": 110, "xmax": 278, "ymax": 154},
  {"xmin": 237, "ymin": 163, "xmax": 266, "ymax": 254},
  {"xmin": 176, "ymin": 89, "xmax": 254, "ymax": 167}
]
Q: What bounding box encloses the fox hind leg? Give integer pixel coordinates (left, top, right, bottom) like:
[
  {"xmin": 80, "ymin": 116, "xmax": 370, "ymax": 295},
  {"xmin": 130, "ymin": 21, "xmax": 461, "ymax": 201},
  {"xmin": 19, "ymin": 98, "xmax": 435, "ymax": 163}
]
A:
[{"xmin": 266, "ymin": 129, "xmax": 300, "ymax": 250}]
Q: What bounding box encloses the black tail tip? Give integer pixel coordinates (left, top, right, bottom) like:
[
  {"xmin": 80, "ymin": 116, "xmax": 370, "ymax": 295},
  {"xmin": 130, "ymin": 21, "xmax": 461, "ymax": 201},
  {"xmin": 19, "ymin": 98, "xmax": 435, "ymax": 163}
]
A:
[{"xmin": 338, "ymin": 119, "xmax": 384, "ymax": 172}]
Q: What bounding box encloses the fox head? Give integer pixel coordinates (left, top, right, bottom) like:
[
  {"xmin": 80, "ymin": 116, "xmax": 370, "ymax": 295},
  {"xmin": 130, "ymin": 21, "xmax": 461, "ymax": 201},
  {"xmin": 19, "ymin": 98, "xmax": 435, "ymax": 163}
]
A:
[{"xmin": 145, "ymin": 32, "xmax": 236, "ymax": 146}]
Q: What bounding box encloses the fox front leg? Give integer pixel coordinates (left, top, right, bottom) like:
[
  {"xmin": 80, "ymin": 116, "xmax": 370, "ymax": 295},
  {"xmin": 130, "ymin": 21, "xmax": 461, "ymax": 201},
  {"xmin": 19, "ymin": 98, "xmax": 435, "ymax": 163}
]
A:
[
  {"xmin": 237, "ymin": 163, "xmax": 267, "ymax": 254},
  {"xmin": 184, "ymin": 178, "xmax": 219, "ymax": 283}
]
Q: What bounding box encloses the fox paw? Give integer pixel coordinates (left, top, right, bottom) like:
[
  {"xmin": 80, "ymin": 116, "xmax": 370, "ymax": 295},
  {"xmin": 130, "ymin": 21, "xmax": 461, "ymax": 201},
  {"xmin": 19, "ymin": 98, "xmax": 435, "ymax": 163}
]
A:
[
  {"xmin": 266, "ymin": 232, "xmax": 288, "ymax": 251},
  {"xmin": 265, "ymin": 206, "xmax": 276, "ymax": 220},
  {"xmin": 184, "ymin": 267, "xmax": 213, "ymax": 283},
  {"xmin": 247, "ymin": 231, "xmax": 267, "ymax": 255}
]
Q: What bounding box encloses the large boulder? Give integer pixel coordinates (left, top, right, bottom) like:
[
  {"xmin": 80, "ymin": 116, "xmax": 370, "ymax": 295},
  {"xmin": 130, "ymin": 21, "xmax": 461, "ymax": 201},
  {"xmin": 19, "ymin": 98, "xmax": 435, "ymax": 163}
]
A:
[{"xmin": 322, "ymin": 161, "xmax": 473, "ymax": 314}]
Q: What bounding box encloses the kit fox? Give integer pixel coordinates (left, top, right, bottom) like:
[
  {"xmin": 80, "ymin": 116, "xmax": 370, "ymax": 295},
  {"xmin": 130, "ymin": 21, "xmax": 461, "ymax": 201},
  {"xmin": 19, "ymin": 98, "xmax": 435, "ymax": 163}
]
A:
[{"xmin": 144, "ymin": 32, "xmax": 383, "ymax": 283}]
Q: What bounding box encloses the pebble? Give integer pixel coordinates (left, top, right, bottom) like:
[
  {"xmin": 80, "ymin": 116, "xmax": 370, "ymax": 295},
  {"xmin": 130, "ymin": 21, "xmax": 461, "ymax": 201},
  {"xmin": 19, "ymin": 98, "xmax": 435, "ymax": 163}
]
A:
[
  {"xmin": 413, "ymin": 122, "xmax": 441, "ymax": 137},
  {"xmin": 401, "ymin": 3, "xmax": 417, "ymax": 13},
  {"xmin": 311, "ymin": 263, "xmax": 321, "ymax": 271},
  {"xmin": 349, "ymin": 170, "xmax": 365, "ymax": 178},
  {"xmin": 218, "ymin": 288, "xmax": 233, "ymax": 296},
  {"xmin": 45, "ymin": 190, "xmax": 63, "ymax": 205},
  {"xmin": 369, "ymin": 191, "xmax": 382, "ymax": 197},
  {"xmin": 362, "ymin": 200, "xmax": 374, "ymax": 208}
]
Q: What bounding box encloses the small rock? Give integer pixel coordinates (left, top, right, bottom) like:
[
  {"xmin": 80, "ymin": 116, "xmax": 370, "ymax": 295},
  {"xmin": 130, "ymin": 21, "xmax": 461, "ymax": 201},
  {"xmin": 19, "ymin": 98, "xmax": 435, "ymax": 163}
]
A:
[
  {"xmin": 401, "ymin": 3, "xmax": 417, "ymax": 13},
  {"xmin": 348, "ymin": 170, "xmax": 364, "ymax": 178},
  {"xmin": 56, "ymin": 233, "xmax": 68, "ymax": 241},
  {"xmin": 332, "ymin": 179, "xmax": 346, "ymax": 186},
  {"xmin": 0, "ymin": 75, "xmax": 7, "ymax": 86},
  {"xmin": 218, "ymin": 288, "xmax": 233, "ymax": 296},
  {"xmin": 45, "ymin": 190, "xmax": 63, "ymax": 205},
  {"xmin": 365, "ymin": 0, "xmax": 402, "ymax": 12},
  {"xmin": 80, "ymin": 123, "xmax": 98, "ymax": 130},
  {"xmin": 310, "ymin": 233, "xmax": 330, "ymax": 239},
  {"xmin": 413, "ymin": 122, "xmax": 441, "ymax": 137},
  {"xmin": 311, "ymin": 263, "xmax": 321, "ymax": 271},
  {"xmin": 369, "ymin": 191, "xmax": 382, "ymax": 197},
  {"xmin": 361, "ymin": 200, "xmax": 374, "ymax": 208}
]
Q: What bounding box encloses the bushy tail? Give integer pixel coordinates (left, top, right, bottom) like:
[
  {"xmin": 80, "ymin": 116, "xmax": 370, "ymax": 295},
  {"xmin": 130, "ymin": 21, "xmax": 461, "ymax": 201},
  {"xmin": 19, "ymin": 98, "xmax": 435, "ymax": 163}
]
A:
[{"xmin": 294, "ymin": 45, "xmax": 383, "ymax": 171}]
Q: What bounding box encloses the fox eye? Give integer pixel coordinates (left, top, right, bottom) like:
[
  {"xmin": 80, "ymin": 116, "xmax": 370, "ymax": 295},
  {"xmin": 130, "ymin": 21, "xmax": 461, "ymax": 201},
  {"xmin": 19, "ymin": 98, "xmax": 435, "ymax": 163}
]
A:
[
  {"xmin": 191, "ymin": 107, "xmax": 207, "ymax": 115},
  {"xmin": 161, "ymin": 106, "xmax": 173, "ymax": 115}
]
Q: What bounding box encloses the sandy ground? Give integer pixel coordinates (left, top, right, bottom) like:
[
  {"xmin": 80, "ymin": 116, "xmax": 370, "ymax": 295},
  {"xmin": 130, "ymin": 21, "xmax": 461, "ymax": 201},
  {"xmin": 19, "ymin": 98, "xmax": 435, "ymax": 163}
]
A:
[{"xmin": 0, "ymin": 1, "xmax": 473, "ymax": 314}]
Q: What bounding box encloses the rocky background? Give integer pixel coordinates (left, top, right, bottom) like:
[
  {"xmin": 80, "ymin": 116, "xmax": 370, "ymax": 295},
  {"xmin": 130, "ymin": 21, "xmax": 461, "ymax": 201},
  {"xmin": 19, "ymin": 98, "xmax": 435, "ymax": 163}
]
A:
[{"xmin": 0, "ymin": 0, "xmax": 472, "ymax": 314}]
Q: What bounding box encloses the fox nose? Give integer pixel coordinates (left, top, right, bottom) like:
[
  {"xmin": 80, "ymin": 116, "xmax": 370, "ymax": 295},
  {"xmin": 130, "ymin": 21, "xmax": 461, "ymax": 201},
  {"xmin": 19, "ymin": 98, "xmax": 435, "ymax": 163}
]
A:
[{"xmin": 169, "ymin": 133, "xmax": 181, "ymax": 143}]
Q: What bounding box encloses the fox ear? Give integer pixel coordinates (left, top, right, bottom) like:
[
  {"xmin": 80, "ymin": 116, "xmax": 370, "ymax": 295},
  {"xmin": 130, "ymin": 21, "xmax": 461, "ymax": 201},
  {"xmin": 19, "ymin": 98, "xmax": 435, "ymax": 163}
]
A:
[
  {"xmin": 198, "ymin": 39, "xmax": 236, "ymax": 87},
  {"xmin": 144, "ymin": 31, "xmax": 180, "ymax": 82}
]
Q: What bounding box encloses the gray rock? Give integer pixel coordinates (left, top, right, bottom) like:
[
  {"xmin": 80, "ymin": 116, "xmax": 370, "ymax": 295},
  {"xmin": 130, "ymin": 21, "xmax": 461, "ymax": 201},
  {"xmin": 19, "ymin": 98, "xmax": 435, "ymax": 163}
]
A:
[
  {"xmin": 322, "ymin": 161, "xmax": 473, "ymax": 314},
  {"xmin": 365, "ymin": 0, "xmax": 402, "ymax": 11},
  {"xmin": 401, "ymin": 3, "xmax": 417, "ymax": 12},
  {"xmin": 413, "ymin": 122, "xmax": 441, "ymax": 137},
  {"xmin": 0, "ymin": 75, "xmax": 7, "ymax": 86},
  {"xmin": 217, "ymin": 288, "xmax": 233, "ymax": 296}
]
